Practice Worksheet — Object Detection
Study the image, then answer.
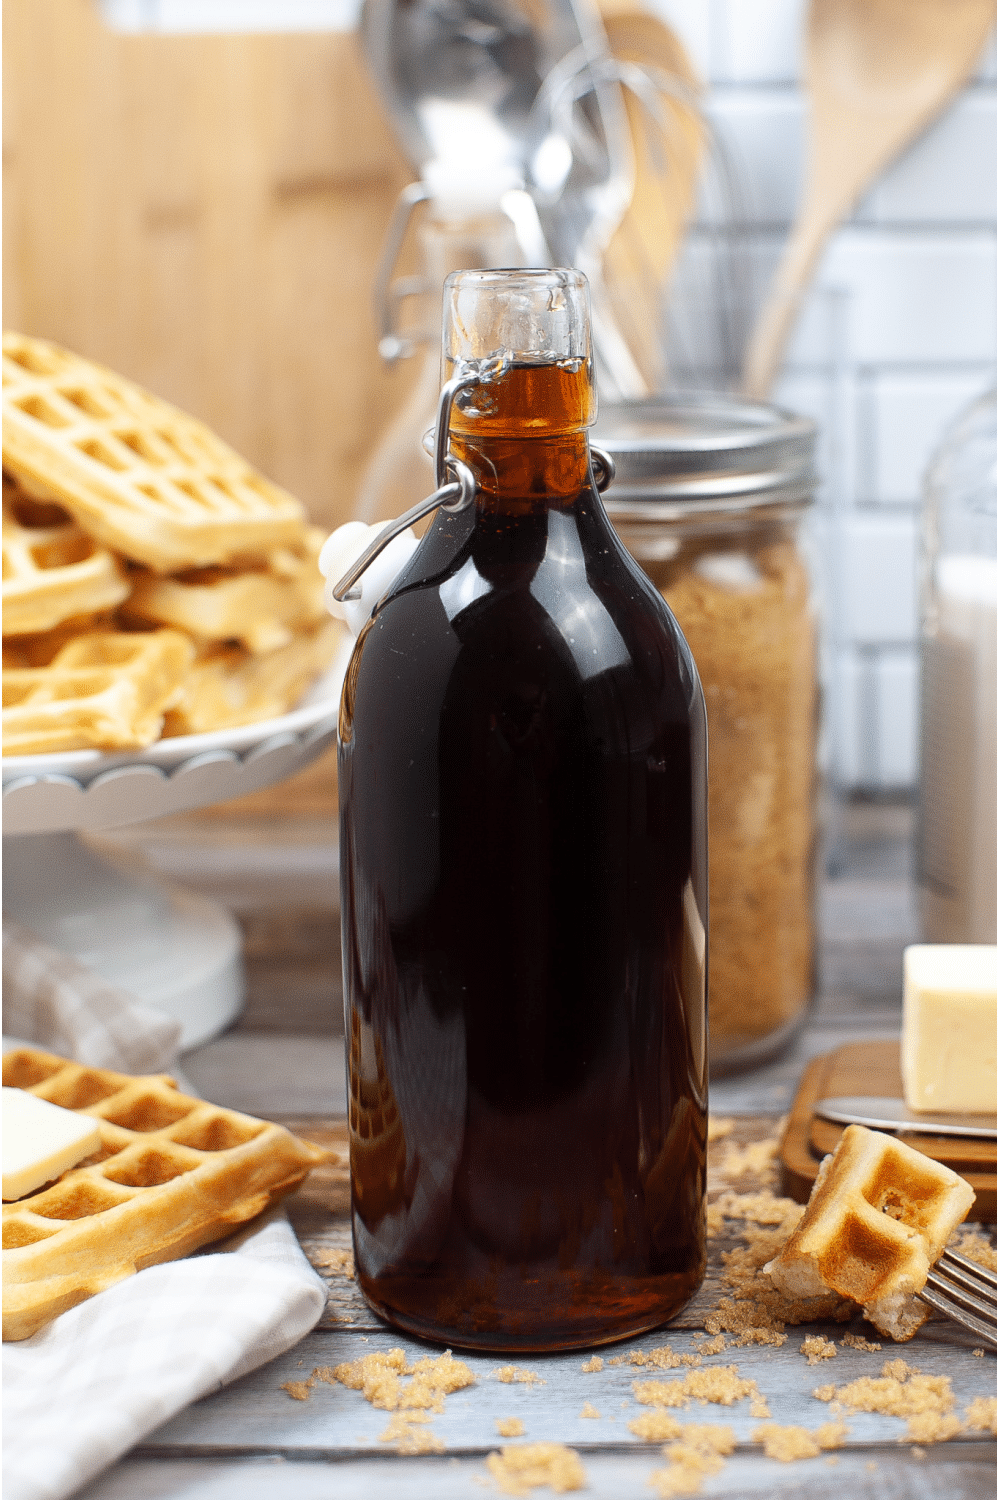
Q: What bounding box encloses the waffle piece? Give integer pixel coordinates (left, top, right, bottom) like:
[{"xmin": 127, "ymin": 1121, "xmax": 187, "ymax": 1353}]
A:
[
  {"xmin": 764, "ymin": 1124, "xmax": 975, "ymax": 1341},
  {"xmin": 2, "ymin": 1047, "xmax": 329, "ymax": 1340},
  {"xmin": 161, "ymin": 617, "xmax": 344, "ymax": 736},
  {"xmin": 2, "ymin": 628, "xmax": 195, "ymax": 755},
  {"xmin": 124, "ymin": 527, "xmax": 327, "ymax": 654},
  {"xmin": 2, "ymin": 481, "xmax": 129, "ymax": 635},
  {"xmin": 2, "ymin": 332, "xmax": 305, "ymax": 572}
]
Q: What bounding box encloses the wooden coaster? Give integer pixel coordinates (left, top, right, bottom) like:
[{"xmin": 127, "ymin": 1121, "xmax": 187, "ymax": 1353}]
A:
[{"xmin": 779, "ymin": 1039, "xmax": 996, "ymax": 1223}]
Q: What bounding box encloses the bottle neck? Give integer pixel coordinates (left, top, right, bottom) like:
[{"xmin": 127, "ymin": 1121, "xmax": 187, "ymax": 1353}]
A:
[
  {"xmin": 445, "ymin": 358, "xmax": 595, "ymax": 516},
  {"xmin": 449, "ymin": 431, "xmax": 591, "ymax": 516}
]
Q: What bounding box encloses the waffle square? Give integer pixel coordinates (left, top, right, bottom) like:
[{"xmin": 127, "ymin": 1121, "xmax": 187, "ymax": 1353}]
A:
[
  {"xmin": 2, "ymin": 628, "xmax": 196, "ymax": 755},
  {"xmin": 124, "ymin": 527, "xmax": 327, "ymax": 654},
  {"xmin": 2, "ymin": 1047, "xmax": 330, "ymax": 1341},
  {"xmin": 2, "ymin": 332, "xmax": 305, "ymax": 572},
  {"xmin": 765, "ymin": 1124, "xmax": 975, "ymax": 1340},
  {"xmin": 2, "ymin": 481, "xmax": 130, "ymax": 635},
  {"xmin": 162, "ymin": 617, "xmax": 344, "ymax": 736}
]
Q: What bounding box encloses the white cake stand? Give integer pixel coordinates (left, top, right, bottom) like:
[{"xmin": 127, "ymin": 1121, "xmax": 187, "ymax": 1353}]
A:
[{"xmin": 2, "ymin": 641, "xmax": 352, "ymax": 1051}]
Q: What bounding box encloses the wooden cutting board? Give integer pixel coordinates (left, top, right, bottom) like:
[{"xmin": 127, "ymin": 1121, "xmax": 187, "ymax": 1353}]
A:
[{"xmin": 780, "ymin": 1039, "xmax": 996, "ymax": 1222}]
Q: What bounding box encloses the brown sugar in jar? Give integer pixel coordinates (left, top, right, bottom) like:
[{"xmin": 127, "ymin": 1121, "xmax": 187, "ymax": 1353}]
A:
[{"xmin": 597, "ymin": 397, "xmax": 819, "ymax": 1071}]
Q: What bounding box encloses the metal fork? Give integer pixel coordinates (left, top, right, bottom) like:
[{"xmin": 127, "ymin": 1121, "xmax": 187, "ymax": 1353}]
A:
[{"xmin": 918, "ymin": 1249, "xmax": 997, "ymax": 1349}]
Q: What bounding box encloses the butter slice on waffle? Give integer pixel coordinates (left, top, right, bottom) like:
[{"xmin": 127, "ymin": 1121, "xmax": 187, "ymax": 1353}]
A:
[
  {"xmin": 765, "ymin": 1124, "xmax": 975, "ymax": 1341},
  {"xmin": 2, "ymin": 1047, "xmax": 330, "ymax": 1341},
  {"xmin": 2, "ymin": 482, "xmax": 129, "ymax": 635},
  {"xmin": 2, "ymin": 628, "xmax": 195, "ymax": 755},
  {"xmin": 2, "ymin": 332, "xmax": 305, "ymax": 572},
  {"xmin": 125, "ymin": 527, "xmax": 327, "ymax": 654},
  {"xmin": 162, "ymin": 617, "xmax": 344, "ymax": 736}
]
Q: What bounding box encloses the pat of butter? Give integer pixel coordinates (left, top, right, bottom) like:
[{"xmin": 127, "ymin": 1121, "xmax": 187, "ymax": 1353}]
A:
[
  {"xmin": 902, "ymin": 945, "xmax": 997, "ymax": 1114},
  {"xmin": 2, "ymin": 1088, "xmax": 102, "ymax": 1201}
]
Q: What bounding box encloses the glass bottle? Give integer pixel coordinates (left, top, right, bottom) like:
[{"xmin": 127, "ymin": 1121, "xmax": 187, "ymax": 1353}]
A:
[
  {"xmin": 917, "ymin": 388, "xmax": 997, "ymax": 944},
  {"xmin": 338, "ymin": 268, "xmax": 708, "ymax": 1352}
]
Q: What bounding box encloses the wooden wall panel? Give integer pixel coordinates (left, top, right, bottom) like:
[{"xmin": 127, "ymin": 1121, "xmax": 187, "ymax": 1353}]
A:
[{"xmin": 2, "ymin": 0, "xmax": 421, "ymax": 532}]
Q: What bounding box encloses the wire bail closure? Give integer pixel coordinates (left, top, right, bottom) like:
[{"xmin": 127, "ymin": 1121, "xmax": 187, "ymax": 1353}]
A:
[
  {"xmin": 331, "ymin": 371, "xmax": 616, "ymax": 604},
  {"xmin": 332, "ymin": 372, "xmax": 480, "ymax": 603}
]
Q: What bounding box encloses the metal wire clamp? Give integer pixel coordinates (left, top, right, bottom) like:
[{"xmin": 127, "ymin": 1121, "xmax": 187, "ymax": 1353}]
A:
[{"xmin": 331, "ymin": 370, "xmax": 616, "ymax": 604}]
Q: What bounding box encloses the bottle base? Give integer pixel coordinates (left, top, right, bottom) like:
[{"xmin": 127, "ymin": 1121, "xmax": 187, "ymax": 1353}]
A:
[{"xmin": 355, "ymin": 1266, "xmax": 706, "ymax": 1354}]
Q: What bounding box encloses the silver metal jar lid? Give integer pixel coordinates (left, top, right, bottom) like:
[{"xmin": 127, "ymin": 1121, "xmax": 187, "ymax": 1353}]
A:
[{"xmin": 593, "ymin": 394, "xmax": 817, "ymax": 518}]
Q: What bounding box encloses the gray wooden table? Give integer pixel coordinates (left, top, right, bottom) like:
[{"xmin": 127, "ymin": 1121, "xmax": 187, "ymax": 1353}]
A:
[{"xmin": 80, "ymin": 800, "xmax": 996, "ymax": 1499}]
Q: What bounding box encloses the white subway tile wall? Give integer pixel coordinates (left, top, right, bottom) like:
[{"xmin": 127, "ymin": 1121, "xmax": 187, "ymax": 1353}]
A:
[
  {"xmin": 101, "ymin": 0, "xmax": 996, "ymax": 789},
  {"xmin": 656, "ymin": 0, "xmax": 996, "ymax": 790}
]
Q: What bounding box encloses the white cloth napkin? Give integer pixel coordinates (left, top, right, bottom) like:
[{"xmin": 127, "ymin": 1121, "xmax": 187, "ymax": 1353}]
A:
[
  {"xmin": 2, "ymin": 920, "xmax": 181, "ymax": 1074},
  {"xmin": 2, "ymin": 920, "xmax": 329, "ymax": 1500},
  {"xmin": 3, "ymin": 1210, "xmax": 327, "ymax": 1500}
]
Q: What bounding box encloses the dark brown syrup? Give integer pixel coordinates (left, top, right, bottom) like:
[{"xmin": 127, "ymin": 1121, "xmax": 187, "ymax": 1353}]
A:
[{"xmin": 338, "ymin": 360, "xmax": 708, "ymax": 1350}]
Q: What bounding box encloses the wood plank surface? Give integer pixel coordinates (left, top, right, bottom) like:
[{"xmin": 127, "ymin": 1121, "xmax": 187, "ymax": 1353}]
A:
[{"xmin": 78, "ymin": 1445, "xmax": 999, "ymax": 1500}]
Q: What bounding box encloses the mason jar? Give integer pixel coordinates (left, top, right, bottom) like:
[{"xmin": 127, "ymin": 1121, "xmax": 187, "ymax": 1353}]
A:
[{"xmin": 595, "ymin": 395, "xmax": 819, "ymax": 1073}]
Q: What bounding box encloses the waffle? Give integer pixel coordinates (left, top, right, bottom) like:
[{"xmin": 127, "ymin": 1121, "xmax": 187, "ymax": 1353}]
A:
[
  {"xmin": 2, "ymin": 1047, "xmax": 330, "ymax": 1341},
  {"xmin": 2, "ymin": 628, "xmax": 195, "ymax": 755},
  {"xmin": 162, "ymin": 617, "xmax": 343, "ymax": 736},
  {"xmin": 124, "ymin": 527, "xmax": 327, "ymax": 654},
  {"xmin": 2, "ymin": 481, "xmax": 130, "ymax": 635},
  {"xmin": 764, "ymin": 1124, "xmax": 975, "ymax": 1341},
  {"xmin": 2, "ymin": 332, "xmax": 305, "ymax": 572}
]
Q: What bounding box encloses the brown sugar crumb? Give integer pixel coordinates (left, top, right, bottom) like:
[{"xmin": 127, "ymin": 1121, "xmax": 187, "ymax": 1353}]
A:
[
  {"xmin": 280, "ymin": 1379, "xmax": 314, "ymax": 1401},
  {"xmin": 813, "ymin": 1365, "xmax": 959, "ymax": 1441},
  {"xmin": 841, "ymin": 1332, "xmax": 882, "ymax": 1352},
  {"xmin": 698, "ymin": 1334, "xmax": 728, "ymax": 1356},
  {"xmin": 496, "ymin": 1418, "xmax": 525, "ymax": 1438},
  {"xmin": 580, "ymin": 1356, "xmax": 603, "ymax": 1373},
  {"xmin": 882, "ymin": 1358, "xmax": 920, "ymax": 1381},
  {"xmin": 911, "ymin": 1446, "xmax": 926, "ymax": 1459},
  {"xmin": 719, "ymin": 1137, "xmax": 780, "ymax": 1182},
  {"xmin": 330, "ymin": 1347, "xmax": 408, "ymax": 1408},
  {"xmin": 947, "ymin": 1226, "xmax": 998, "ymax": 1273},
  {"xmin": 801, "ymin": 1335, "xmax": 837, "ymax": 1366},
  {"xmin": 310, "ymin": 1246, "xmax": 355, "ymax": 1278},
  {"xmin": 753, "ymin": 1419, "xmax": 848, "ymax": 1461},
  {"xmin": 579, "ymin": 1402, "xmax": 601, "ymax": 1419},
  {"xmin": 707, "ymin": 1116, "xmax": 735, "ymax": 1142},
  {"xmin": 404, "ymin": 1351, "xmax": 477, "ymax": 1409},
  {"xmin": 378, "ymin": 1411, "xmax": 445, "ymax": 1455},
  {"xmin": 748, "ymin": 1398, "xmax": 771, "ymax": 1419},
  {"xmin": 964, "ymin": 1397, "xmax": 997, "ymax": 1434},
  {"xmin": 485, "ymin": 1442, "xmax": 586, "ymax": 1496},
  {"xmin": 495, "ymin": 1365, "xmax": 546, "ymax": 1387},
  {"xmin": 634, "ymin": 1365, "xmax": 762, "ymax": 1410},
  {"xmin": 905, "ymin": 1412, "xmax": 963, "ymax": 1444},
  {"xmin": 972, "ymin": 1348, "xmax": 985, "ymax": 1358},
  {"xmin": 626, "ymin": 1345, "xmax": 685, "ymax": 1371},
  {"xmin": 329, "ymin": 1347, "xmax": 474, "ymax": 1413},
  {"xmin": 649, "ymin": 1424, "xmax": 736, "ymax": 1498},
  {"xmin": 629, "ymin": 1411, "xmax": 684, "ymax": 1442}
]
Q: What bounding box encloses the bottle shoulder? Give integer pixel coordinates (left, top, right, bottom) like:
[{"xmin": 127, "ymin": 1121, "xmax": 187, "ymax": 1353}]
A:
[{"xmin": 341, "ymin": 497, "xmax": 703, "ymax": 745}]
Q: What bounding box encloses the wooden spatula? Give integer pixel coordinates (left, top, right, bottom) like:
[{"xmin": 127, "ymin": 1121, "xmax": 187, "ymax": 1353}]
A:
[
  {"xmin": 598, "ymin": 0, "xmax": 704, "ymax": 391},
  {"xmin": 741, "ymin": 0, "xmax": 996, "ymax": 400}
]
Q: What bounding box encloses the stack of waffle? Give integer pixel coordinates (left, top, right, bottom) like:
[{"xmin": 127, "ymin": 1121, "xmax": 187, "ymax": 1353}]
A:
[{"xmin": 2, "ymin": 332, "xmax": 344, "ymax": 755}]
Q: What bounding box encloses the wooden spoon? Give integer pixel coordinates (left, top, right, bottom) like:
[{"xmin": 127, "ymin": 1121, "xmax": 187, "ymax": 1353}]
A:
[
  {"xmin": 598, "ymin": 0, "xmax": 704, "ymax": 391},
  {"xmin": 741, "ymin": 0, "xmax": 996, "ymax": 400}
]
